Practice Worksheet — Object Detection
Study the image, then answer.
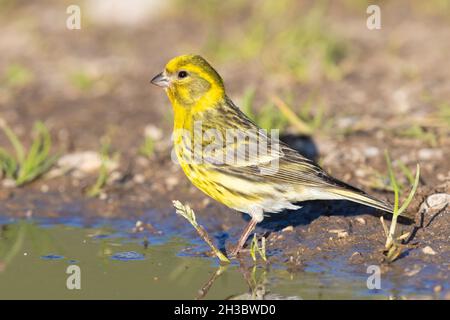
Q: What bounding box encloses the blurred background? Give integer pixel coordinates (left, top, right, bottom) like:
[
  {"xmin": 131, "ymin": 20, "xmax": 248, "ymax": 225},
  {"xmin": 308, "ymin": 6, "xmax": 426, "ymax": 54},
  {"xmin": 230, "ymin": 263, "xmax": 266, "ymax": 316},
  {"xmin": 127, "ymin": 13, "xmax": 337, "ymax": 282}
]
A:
[
  {"xmin": 0, "ymin": 0, "xmax": 449, "ymax": 299},
  {"xmin": 0, "ymin": 0, "xmax": 448, "ymax": 210}
]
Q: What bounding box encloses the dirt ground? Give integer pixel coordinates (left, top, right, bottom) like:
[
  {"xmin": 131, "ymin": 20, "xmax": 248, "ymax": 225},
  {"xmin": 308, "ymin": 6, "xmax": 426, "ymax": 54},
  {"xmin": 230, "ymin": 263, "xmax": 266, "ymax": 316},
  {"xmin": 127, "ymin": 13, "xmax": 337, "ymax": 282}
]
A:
[{"xmin": 0, "ymin": 1, "xmax": 449, "ymax": 298}]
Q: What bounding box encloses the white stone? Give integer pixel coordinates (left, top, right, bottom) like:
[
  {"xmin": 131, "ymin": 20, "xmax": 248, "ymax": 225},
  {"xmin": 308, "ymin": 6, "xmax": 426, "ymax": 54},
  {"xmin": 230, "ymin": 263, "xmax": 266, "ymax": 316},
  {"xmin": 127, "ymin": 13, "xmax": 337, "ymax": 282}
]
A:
[
  {"xmin": 422, "ymin": 246, "xmax": 437, "ymax": 255},
  {"xmin": 418, "ymin": 148, "xmax": 443, "ymax": 160},
  {"xmin": 51, "ymin": 151, "xmax": 118, "ymax": 177},
  {"xmin": 420, "ymin": 193, "xmax": 449, "ymax": 213}
]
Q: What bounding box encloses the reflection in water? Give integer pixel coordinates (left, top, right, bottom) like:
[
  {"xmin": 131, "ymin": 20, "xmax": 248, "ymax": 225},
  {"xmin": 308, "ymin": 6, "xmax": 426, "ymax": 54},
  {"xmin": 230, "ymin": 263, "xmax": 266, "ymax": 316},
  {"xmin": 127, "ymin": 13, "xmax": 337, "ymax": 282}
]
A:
[
  {"xmin": 197, "ymin": 265, "xmax": 228, "ymax": 300},
  {"xmin": 196, "ymin": 263, "xmax": 303, "ymax": 300},
  {"xmin": 0, "ymin": 218, "xmax": 416, "ymax": 299},
  {"xmin": 41, "ymin": 254, "xmax": 65, "ymax": 260},
  {"xmin": 111, "ymin": 251, "xmax": 146, "ymax": 261},
  {"xmin": 0, "ymin": 222, "xmax": 25, "ymax": 272}
]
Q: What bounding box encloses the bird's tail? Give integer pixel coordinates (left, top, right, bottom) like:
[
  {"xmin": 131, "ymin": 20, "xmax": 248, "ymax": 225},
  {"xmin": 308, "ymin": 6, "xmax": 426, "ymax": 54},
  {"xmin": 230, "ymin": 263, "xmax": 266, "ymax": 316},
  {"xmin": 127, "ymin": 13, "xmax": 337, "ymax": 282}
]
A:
[{"xmin": 329, "ymin": 187, "xmax": 394, "ymax": 214}]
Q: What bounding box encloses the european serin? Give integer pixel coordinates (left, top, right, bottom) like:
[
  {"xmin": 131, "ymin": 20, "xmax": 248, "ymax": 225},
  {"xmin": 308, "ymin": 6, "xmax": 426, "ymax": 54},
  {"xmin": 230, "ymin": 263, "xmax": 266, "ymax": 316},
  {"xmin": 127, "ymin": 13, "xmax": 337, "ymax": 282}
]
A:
[{"xmin": 151, "ymin": 54, "xmax": 394, "ymax": 256}]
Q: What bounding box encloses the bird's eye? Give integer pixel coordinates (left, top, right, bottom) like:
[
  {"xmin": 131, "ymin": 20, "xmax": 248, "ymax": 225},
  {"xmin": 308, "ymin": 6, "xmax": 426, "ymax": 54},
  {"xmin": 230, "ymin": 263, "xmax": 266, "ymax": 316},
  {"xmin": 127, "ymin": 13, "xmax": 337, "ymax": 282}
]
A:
[{"xmin": 178, "ymin": 71, "xmax": 188, "ymax": 79}]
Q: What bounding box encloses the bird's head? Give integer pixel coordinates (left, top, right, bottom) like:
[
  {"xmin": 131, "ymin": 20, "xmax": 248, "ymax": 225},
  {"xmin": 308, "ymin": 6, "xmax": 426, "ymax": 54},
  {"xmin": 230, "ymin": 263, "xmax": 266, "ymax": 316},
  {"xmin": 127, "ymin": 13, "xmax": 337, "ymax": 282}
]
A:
[{"xmin": 151, "ymin": 55, "xmax": 225, "ymax": 108}]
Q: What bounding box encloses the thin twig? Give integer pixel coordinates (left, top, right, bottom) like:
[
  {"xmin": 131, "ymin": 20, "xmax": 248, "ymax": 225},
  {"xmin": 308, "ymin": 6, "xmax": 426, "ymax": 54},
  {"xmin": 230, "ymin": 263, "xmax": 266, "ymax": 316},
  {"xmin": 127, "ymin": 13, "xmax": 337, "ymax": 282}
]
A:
[{"xmin": 173, "ymin": 200, "xmax": 230, "ymax": 263}]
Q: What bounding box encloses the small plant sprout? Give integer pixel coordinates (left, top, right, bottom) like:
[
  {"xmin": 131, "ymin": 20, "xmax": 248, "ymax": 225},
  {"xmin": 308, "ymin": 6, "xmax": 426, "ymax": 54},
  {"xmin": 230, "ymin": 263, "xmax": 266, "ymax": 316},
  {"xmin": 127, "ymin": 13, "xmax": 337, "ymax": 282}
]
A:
[
  {"xmin": 0, "ymin": 120, "xmax": 58, "ymax": 187},
  {"xmin": 380, "ymin": 150, "xmax": 420, "ymax": 263},
  {"xmin": 172, "ymin": 200, "xmax": 230, "ymax": 264},
  {"xmin": 69, "ymin": 70, "xmax": 95, "ymax": 91},
  {"xmin": 139, "ymin": 136, "xmax": 155, "ymax": 158},
  {"xmin": 249, "ymin": 234, "xmax": 267, "ymax": 263},
  {"xmin": 86, "ymin": 137, "xmax": 119, "ymax": 198},
  {"xmin": 3, "ymin": 63, "xmax": 33, "ymax": 88}
]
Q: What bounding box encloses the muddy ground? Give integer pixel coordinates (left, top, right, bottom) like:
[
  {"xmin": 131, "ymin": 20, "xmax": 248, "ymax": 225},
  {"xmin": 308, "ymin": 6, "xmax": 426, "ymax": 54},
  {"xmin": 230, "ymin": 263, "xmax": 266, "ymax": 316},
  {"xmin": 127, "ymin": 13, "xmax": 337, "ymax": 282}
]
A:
[{"xmin": 0, "ymin": 1, "xmax": 449, "ymax": 298}]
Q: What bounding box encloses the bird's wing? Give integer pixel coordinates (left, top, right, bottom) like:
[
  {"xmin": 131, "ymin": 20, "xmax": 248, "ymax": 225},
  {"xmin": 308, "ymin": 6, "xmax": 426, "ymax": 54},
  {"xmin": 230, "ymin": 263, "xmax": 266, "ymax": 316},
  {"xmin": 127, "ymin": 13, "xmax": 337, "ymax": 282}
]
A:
[
  {"xmin": 198, "ymin": 97, "xmax": 339, "ymax": 188},
  {"xmin": 210, "ymin": 140, "xmax": 343, "ymax": 189}
]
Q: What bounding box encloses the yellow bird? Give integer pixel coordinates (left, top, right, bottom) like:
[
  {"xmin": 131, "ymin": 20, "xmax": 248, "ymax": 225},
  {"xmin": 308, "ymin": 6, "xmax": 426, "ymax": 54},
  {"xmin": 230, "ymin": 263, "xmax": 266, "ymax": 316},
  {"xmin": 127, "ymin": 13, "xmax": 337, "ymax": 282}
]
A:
[{"xmin": 151, "ymin": 54, "xmax": 393, "ymax": 256}]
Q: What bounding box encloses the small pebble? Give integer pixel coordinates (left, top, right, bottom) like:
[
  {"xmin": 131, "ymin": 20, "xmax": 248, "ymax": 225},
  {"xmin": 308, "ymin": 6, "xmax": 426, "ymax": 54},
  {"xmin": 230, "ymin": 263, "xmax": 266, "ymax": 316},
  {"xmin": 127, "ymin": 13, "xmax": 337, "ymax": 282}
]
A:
[
  {"xmin": 405, "ymin": 265, "xmax": 422, "ymax": 277},
  {"xmin": 420, "ymin": 193, "xmax": 449, "ymax": 214},
  {"xmin": 133, "ymin": 220, "xmax": 144, "ymax": 233},
  {"xmin": 165, "ymin": 176, "xmax": 179, "ymax": 190},
  {"xmin": 57, "ymin": 151, "xmax": 117, "ymax": 174},
  {"xmin": 2, "ymin": 179, "xmax": 16, "ymax": 188},
  {"xmin": 201, "ymin": 198, "xmax": 211, "ymax": 208},
  {"xmin": 133, "ymin": 174, "xmax": 145, "ymax": 184},
  {"xmin": 329, "ymin": 229, "xmax": 346, "ymax": 234},
  {"xmin": 109, "ymin": 171, "xmax": 122, "ymax": 182},
  {"xmin": 40, "ymin": 184, "xmax": 49, "ymax": 193},
  {"xmin": 422, "ymin": 246, "xmax": 437, "ymax": 255},
  {"xmin": 355, "ymin": 217, "xmax": 366, "ymax": 225},
  {"xmin": 354, "ymin": 169, "xmax": 366, "ymax": 178},
  {"xmin": 337, "ymin": 231, "xmax": 349, "ymax": 238},
  {"xmin": 418, "ymin": 148, "xmax": 443, "ymax": 160},
  {"xmin": 329, "ymin": 229, "xmax": 348, "ymax": 238},
  {"xmin": 282, "ymin": 226, "xmax": 294, "ymax": 233},
  {"xmin": 349, "ymin": 252, "xmax": 364, "ymax": 264},
  {"xmin": 363, "ymin": 146, "xmax": 380, "ymax": 158},
  {"xmin": 144, "ymin": 124, "xmax": 163, "ymax": 140}
]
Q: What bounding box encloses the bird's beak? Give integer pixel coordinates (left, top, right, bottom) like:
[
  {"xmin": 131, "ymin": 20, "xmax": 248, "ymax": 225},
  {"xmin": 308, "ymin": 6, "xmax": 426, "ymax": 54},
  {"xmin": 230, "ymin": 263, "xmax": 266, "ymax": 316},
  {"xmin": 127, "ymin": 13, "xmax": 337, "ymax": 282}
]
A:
[{"xmin": 150, "ymin": 72, "xmax": 169, "ymax": 88}]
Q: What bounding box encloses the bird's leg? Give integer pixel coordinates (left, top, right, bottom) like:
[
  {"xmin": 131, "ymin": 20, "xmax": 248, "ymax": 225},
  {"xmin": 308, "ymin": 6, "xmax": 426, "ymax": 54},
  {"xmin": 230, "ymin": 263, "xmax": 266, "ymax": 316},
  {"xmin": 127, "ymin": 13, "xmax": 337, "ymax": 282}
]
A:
[{"xmin": 231, "ymin": 217, "xmax": 258, "ymax": 257}]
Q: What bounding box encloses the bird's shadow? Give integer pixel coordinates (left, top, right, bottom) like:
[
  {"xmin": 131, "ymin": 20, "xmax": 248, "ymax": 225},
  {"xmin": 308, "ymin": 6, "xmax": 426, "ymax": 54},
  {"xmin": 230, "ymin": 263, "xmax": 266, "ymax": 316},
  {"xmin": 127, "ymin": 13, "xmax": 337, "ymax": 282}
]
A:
[
  {"xmin": 280, "ymin": 133, "xmax": 319, "ymax": 162},
  {"xmin": 240, "ymin": 199, "xmax": 413, "ymax": 233}
]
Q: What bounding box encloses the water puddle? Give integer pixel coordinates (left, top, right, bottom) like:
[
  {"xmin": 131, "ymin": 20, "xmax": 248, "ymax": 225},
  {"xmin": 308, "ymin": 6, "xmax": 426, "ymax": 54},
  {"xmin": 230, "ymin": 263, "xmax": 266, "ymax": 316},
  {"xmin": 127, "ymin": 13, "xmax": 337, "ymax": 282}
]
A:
[{"xmin": 0, "ymin": 216, "xmax": 418, "ymax": 299}]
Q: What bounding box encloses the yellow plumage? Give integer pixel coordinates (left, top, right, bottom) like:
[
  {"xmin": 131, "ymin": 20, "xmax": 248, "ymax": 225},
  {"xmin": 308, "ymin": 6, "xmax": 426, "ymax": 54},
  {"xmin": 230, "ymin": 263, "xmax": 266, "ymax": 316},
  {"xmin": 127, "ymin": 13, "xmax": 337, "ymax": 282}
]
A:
[{"xmin": 151, "ymin": 54, "xmax": 393, "ymax": 255}]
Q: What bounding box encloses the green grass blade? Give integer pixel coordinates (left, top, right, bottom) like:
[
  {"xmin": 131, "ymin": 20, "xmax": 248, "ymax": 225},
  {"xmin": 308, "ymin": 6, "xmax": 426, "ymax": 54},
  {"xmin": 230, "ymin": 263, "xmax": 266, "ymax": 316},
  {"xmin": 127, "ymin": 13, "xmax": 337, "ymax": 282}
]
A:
[
  {"xmin": 34, "ymin": 122, "xmax": 52, "ymax": 164},
  {"xmin": 398, "ymin": 160, "xmax": 415, "ymax": 186},
  {"xmin": 86, "ymin": 163, "xmax": 108, "ymax": 197},
  {"xmin": 0, "ymin": 148, "xmax": 17, "ymax": 178},
  {"xmin": 0, "ymin": 121, "xmax": 25, "ymax": 163},
  {"xmin": 3, "ymin": 121, "xmax": 57, "ymax": 186},
  {"xmin": 15, "ymin": 154, "xmax": 58, "ymax": 186},
  {"xmin": 397, "ymin": 164, "xmax": 420, "ymax": 216},
  {"xmin": 250, "ymin": 234, "xmax": 257, "ymax": 262},
  {"xmin": 385, "ymin": 151, "xmax": 399, "ymax": 212},
  {"xmin": 18, "ymin": 129, "xmax": 43, "ymax": 181}
]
